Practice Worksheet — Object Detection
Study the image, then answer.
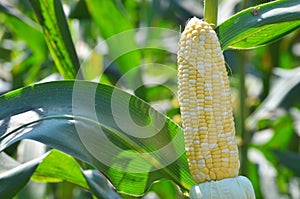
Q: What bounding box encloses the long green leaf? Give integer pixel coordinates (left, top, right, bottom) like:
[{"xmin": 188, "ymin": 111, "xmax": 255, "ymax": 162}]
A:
[
  {"xmin": 0, "ymin": 4, "xmax": 47, "ymax": 61},
  {"xmin": 85, "ymin": 0, "xmax": 142, "ymax": 88},
  {"xmin": 0, "ymin": 81, "xmax": 194, "ymax": 196},
  {"xmin": 29, "ymin": 0, "xmax": 81, "ymax": 79},
  {"xmin": 0, "ymin": 149, "xmax": 120, "ymax": 198},
  {"xmin": 0, "ymin": 152, "xmax": 48, "ymax": 198},
  {"xmin": 217, "ymin": 0, "xmax": 300, "ymax": 50}
]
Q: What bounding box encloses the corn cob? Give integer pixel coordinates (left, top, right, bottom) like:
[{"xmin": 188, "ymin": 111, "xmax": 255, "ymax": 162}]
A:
[
  {"xmin": 177, "ymin": 17, "xmax": 255, "ymax": 199},
  {"xmin": 177, "ymin": 17, "xmax": 239, "ymax": 183}
]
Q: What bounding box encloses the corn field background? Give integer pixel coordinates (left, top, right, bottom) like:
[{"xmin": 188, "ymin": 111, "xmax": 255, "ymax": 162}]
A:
[{"xmin": 1, "ymin": 0, "xmax": 300, "ymax": 198}]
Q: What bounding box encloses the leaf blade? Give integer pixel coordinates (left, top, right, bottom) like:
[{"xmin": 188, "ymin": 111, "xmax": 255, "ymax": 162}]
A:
[
  {"xmin": 29, "ymin": 0, "xmax": 81, "ymax": 79},
  {"xmin": 217, "ymin": 0, "xmax": 300, "ymax": 50},
  {"xmin": 0, "ymin": 80, "xmax": 194, "ymax": 196}
]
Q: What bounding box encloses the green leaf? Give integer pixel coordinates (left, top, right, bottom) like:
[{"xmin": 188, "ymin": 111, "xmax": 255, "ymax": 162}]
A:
[
  {"xmin": 272, "ymin": 150, "xmax": 300, "ymax": 177},
  {"xmin": 147, "ymin": 179, "xmax": 183, "ymax": 199},
  {"xmin": 247, "ymin": 160, "xmax": 263, "ymax": 199},
  {"xmin": 0, "ymin": 81, "xmax": 194, "ymax": 196},
  {"xmin": 0, "ymin": 152, "xmax": 48, "ymax": 198},
  {"xmin": 69, "ymin": 0, "xmax": 90, "ymax": 19},
  {"xmin": 85, "ymin": 0, "xmax": 141, "ymax": 88},
  {"xmin": 29, "ymin": 0, "xmax": 81, "ymax": 79},
  {"xmin": 218, "ymin": 0, "xmax": 300, "ymax": 50},
  {"xmin": 0, "ymin": 4, "xmax": 47, "ymax": 61},
  {"xmin": 0, "ymin": 149, "xmax": 120, "ymax": 198},
  {"xmin": 264, "ymin": 114, "xmax": 295, "ymax": 150},
  {"xmin": 32, "ymin": 150, "xmax": 88, "ymax": 188},
  {"xmin": 83, "ymin": 170, "xmax": 122, "ymax": 199}
]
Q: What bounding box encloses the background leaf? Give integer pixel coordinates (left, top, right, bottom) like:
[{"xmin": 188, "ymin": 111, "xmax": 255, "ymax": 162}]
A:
[
  {"xmin": 29, "ymin": 0, "xmax": 81, "ymax": 79},
  {"xmin": 273, "ymin": 150, "xmax": 300, "ymax": 177},
  {"xmin": 85, "ymin": 0, "xmax": 142, "ymax": 88},
  {"xmin": 217, "ymin": 0, "xmax": 300, "ymax": 50}
]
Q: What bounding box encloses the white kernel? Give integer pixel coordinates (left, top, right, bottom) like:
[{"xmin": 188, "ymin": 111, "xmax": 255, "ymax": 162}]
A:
[
  {"xmin": 220, "ymin": 80, "xmax": 225, "ymax": 84},
  {"xmin": 200, "ymin": 126, "xmax": 208, "ymax": 130},
  {"xmin": 186, "ymin": 40, "xmax": 192, "ymax": 45},
  {"xmin": 209, "ymin": 143, "xmax": 218, "ymax": 148},
  {"xmin": 205, "ymin": 63, "xmax": 212, "ymax": 67},
  {"xmin": 186, "ymin": 127, "xmax": 192, "ymax": 131},
  {"xmin": 221, "ymin": 158, "xmax": 229, "ymax": 162},
  {"xmin": 192, "ymin": 128, "xmax": 198, "ymax": 132},
  {"xmin": 194, "ymin": 140, "xmax": 200, "ymax": 144},
  {"xmin": 188, "ymin": 147, "xmax": 194, "ymax": 151},
  {"xmin": 212, "ymin": 74, "xmax": 220, "ymax": 79},
  {"xmin": 183, "ymin": 99, "xmax": 189, "ymax": 103},
  {"xmin": 198, "ymin": 69, "xmax": 205, "ymax": 73},
  {"xmin": 225, "ymin": 132, "xmax": 232, "ymax": 136},
  {"xmin": 197, "ymin": 164, "xmax": 205, "ymax": 169},
  {"xmin": 206, "ymin": 49, "xmax": 212, "ymax": 53},
  {"xmin": 179, "ymin": 52, "xmax": 184, "ymax": 57},
  {"xmin": 204, "ymin": 107, "xmax": 213, "ymax": 112},
  {"xmin": 190, "ymin": 112, "xmax": 196, "ymax": 116},
  {"xmin": 204, "ymin": 83, "xmax": 212, "ymax": 87},
  {"xmin": 222, "ymin": 149, "xmax": 229, "ymax": 153},
  {"xmin": 197, "ymin": 62, "xmax": 205, "ymax": 69},
  {"xmin": 197, "ymin": 99, "xmax": 204, "ymax": 103},
  {"xmin": 199, "ymin": 40, "xmax": 205, "ymax": 45},
  {"xmin": 201, "ymin": 143, "xmax": 209, "ymax": 147},
  {"xmin": 230, "ymin": 150, "xmax": 237, "ymax": 154},
  {"xmin": 221, "ymin": 91, "xmax": 229, "ymax": 97},
  {"xmin": 183, "ymin": 69, "xmax": 189, "ymax": 73},
  {"xmin": 205, "ymin": 87, "xmax": 213, "ymax": 91},
  {"xmin": 191, "ymin": 160, "xmax": 197, "ymax": 164},
  {"xmin": 196, "ymin": 106, "xmax": 203, "ymax": 111},
  {"xmin": 205, "ymin": 96, "xmax": 212, "ymax": 100},
  {"xmin": 182, "ymin": 74, "xmax": 189, "ymax": 77},
  {"xmin": 223, "ymin": 111, "xmax": 228, "ymax": 116},
  {"xmin": 199, "ymin": 35, "xmax": 206, "ymax": 40},
  {"xmin": 189, "ymin": 79, "xmax": 196, "ymax": 84}
]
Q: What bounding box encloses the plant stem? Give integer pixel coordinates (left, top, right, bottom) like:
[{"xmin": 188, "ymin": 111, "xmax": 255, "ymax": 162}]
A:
[
  {"xmin": 238, "ymin": 51, "xmax": 248, "ymax": 176},
  {"xmin": 204, "ymin": 0, "xmax": 218, "ymax": 28}
]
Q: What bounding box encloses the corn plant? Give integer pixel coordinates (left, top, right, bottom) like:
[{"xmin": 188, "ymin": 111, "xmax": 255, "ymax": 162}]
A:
[{"xmin": 0, "ymin": 0, "xmax": 300, "ymax": 198}]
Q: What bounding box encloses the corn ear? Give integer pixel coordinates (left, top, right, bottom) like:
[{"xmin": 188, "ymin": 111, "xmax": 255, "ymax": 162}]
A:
[{"xmin": 177, "ymin": 17, "xmax": 239, "ymax": 183}]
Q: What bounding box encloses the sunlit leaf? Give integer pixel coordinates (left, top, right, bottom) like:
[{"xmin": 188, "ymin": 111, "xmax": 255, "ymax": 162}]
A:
[
  {"xmin": 32, "ymin": 150, "xmax": 88, "ymax": 188},
  {"xmin": 218, "ymin": 0, "xmax": 300, "ymax": 50},
  {"xmin": 29, "ymin": 0, "xmax": 81, "ymax": 79}
]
